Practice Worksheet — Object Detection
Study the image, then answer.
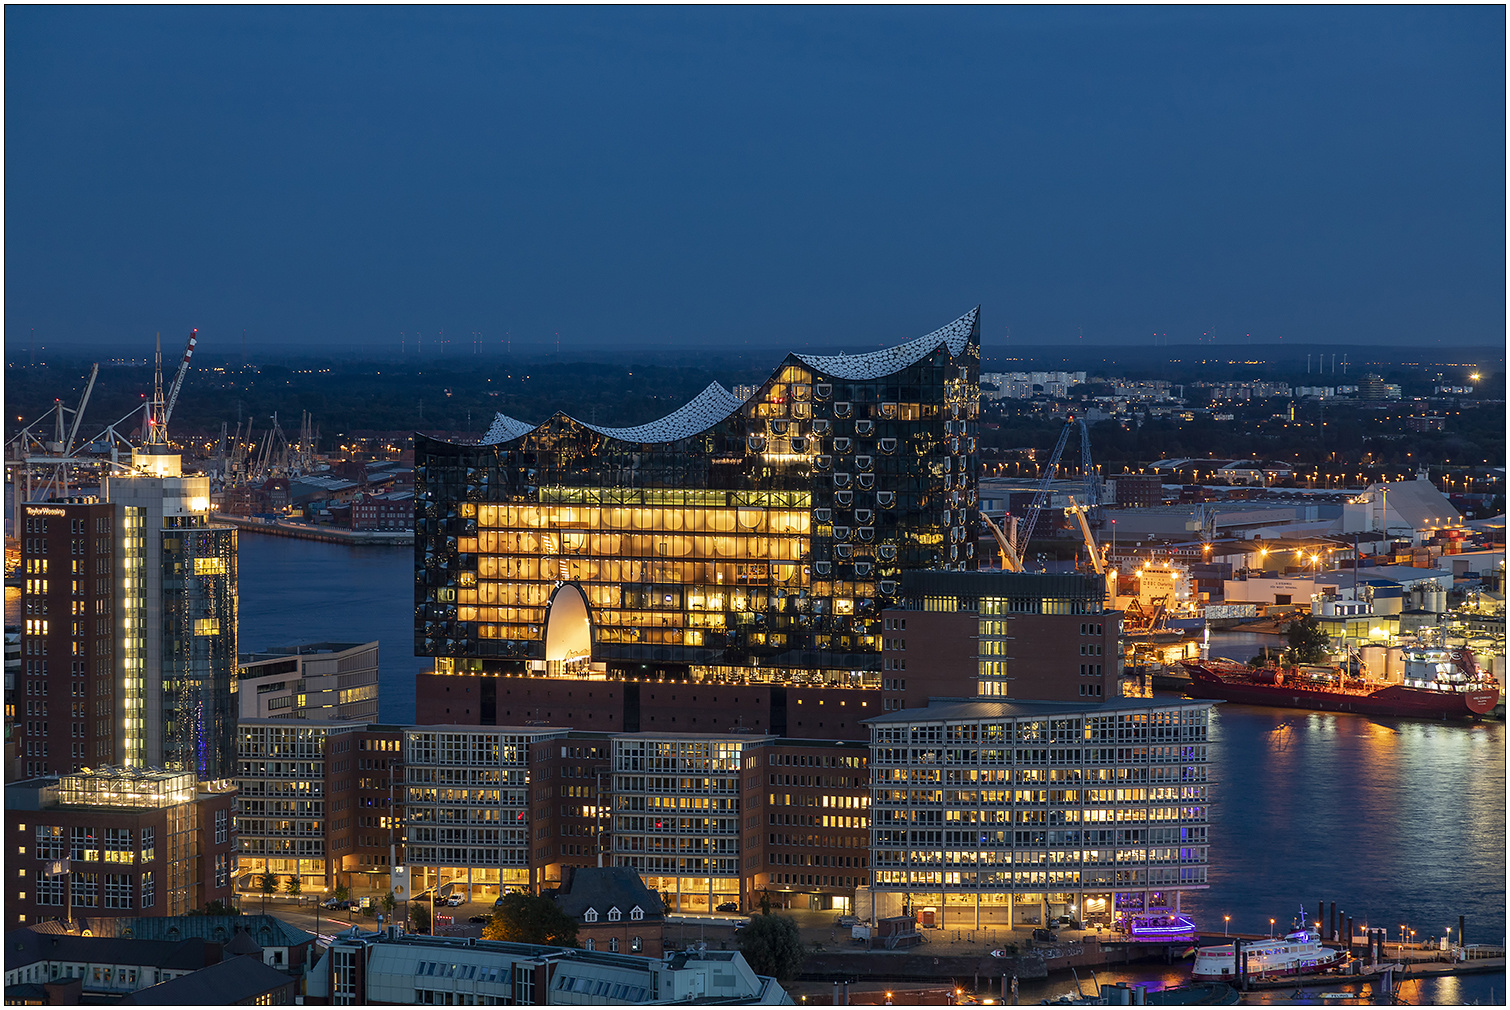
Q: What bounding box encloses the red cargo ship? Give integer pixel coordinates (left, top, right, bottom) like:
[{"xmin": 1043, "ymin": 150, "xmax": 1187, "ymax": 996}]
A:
[{"xmin": 1181, "ymin": 647, "xmax": 1499, "ymax": 720}]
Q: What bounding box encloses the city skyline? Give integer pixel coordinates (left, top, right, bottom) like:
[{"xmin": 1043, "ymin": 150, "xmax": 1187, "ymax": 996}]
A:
[{"xmin": 5, "ymin": 7, "xmax": 1504, "ymax": 353}]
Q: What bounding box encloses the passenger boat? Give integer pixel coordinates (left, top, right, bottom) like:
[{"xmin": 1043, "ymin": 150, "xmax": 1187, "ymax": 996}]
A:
[
  {"xmin": 1191, "ymin": 926, "xmax": 1346, "ymax": 981},
  {"xmin": 1180, "ymin": 648, "xmax": 1498, "ymax": 720},
  {"xmin": 1125, "ymin": 913, "xmax": 1198, "ymax": 940}
]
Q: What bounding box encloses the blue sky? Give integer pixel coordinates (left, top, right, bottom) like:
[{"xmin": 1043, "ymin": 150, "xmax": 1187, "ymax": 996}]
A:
[{"xmin": 5, "ymin": 6, "xmax": 1504, "ymax": 354}]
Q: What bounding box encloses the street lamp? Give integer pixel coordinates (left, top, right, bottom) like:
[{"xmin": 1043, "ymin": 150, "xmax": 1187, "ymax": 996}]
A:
[
  {"xmin": 1270, "ymin": 918, "xmax": 1275, "ymax": 938},
  {"xmin": 1399, "ymin": 925, "xmax": 1406, "ymax": 957},
  {"xmin": 1224, "ymin": 915, "xmax": 1230, "ymax": 937}
]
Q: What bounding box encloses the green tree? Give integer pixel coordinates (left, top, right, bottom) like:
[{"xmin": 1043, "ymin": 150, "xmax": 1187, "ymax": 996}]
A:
[
  {"xmin": 284, "ymin": 874, "xmax": 302, "ymax": 899},
  {"xmin": 759, "ymin": 889, "xmax": 771, "ymax": 916},
  {"xmin": 483, "ymin": 892, "xmax": 579, "ymax": 946},
  {"xmin": 258, "ymin": 870, "xmax": 278, "ymax": 914},
  {"xmin": 1285, "ymin": 615, "xmax": 1332, "ymax": 665},
  {"xmin": 737, "ymin": 914, "xmax": 805, "ymax": 983},
  {"xmin": 382, "ymin": 890, "xmax": 396, "ymax": 919},
  {"xmin": 411, "ymin": 901, "xmax": 432, "ymax": 934}
]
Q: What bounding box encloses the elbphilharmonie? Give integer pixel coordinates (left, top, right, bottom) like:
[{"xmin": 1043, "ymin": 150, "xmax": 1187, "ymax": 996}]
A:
[{"xmin": 414, "ymin": 308, "xmax": 981, "ymax": 688}]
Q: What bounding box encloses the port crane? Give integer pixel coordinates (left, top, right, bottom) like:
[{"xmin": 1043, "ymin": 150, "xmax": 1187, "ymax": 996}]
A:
[
  {"xmin": 143, "ymin": 330, "xmax": 198, "ymax": 447},
  {"xmin": 1011, "ymin": 416, "xmax": 1101, "ymax": 569}
]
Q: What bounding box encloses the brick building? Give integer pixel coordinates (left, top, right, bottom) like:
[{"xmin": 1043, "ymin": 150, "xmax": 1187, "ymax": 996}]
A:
[
  {"xmin": 6, "ymin": 767, "xmax": 236, "ymax": 931},
  {"xmin": 16, "ymin": 500, "xmax": 122, "ymax": 778}
]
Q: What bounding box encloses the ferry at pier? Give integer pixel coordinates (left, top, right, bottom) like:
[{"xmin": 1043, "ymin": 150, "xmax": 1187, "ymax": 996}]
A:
[{"xmin": 1191, "ymin": 927, "xmax": 1346, "ymax": 981}]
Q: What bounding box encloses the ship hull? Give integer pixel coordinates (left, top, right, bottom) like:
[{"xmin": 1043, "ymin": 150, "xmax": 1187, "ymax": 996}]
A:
[{"xmin": 1182, "ymin": 664, "xmax": 1498, "ymax": 720}]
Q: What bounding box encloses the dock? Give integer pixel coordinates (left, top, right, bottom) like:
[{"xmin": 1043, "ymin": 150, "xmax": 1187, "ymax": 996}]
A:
[{"xmin": 216, "ymin": 514, "xmax": 413, "ymax": 545}]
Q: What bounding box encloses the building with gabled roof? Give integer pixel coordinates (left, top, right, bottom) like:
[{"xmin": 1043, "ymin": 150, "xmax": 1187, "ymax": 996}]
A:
[
  {"xmin": 552, "ymin": 861, "xmax": 667, "ymax": 957},
  {"xmin": 117, "ymin": 953, "xmax": 298, "ymax": 1005},
  {"xmin": 1344, "ymin": 475, "xmax": 1464, "ymax": 543}
]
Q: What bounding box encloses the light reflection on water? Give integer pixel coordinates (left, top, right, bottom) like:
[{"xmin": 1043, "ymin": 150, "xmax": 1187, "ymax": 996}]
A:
[{"xmin": 228, "ymin": 541, "xmax": 1505, "ymax": 1003}]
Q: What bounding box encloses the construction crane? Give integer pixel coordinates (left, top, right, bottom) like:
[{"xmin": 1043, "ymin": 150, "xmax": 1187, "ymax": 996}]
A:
[
  {"xmin": 1015, "ymin": 417, "xmax": 1077, "ymax": 557},
  {"xmin": 981, "ymin": 512, "xmax": 1024, "ymax": 572}
]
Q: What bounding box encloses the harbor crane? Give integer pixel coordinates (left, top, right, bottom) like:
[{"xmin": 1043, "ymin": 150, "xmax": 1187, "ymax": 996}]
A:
[{"xmin": 1015, "ymin": 416, "xmax": 1101, "ymax": 560}]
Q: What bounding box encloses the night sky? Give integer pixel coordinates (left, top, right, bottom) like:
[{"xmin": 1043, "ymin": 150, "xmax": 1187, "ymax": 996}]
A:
[{"xmin": 5, "ymin": 7, "xmax": 1504, "ymax": 354}]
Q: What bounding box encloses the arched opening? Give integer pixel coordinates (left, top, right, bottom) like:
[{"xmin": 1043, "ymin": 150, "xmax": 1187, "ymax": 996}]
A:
[{"xmin": 544, "ymin": 583, "xmax": 594, "ymax": 676}]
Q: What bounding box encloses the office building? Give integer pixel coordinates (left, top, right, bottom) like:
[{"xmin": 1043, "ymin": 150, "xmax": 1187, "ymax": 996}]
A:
[
  {"xmin": 234, "ymin": 720, "xmax": 362, "ymax": 894},
  {"xmin": 413, "ymin": 308, "xmax": 982, "ymax": 713},
  {"xmin": 237, "ymin": 641, "xmax": 381, "ymax": 722},
  {"xmin": 860, "ymin": 697, "xmax": 1213, "ymax": 931},
  {"xmin": 6, "ymin": 766, "xmax": 237, "ymax": 930}
]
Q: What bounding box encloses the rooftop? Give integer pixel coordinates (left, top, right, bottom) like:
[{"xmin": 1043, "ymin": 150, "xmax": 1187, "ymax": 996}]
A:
[{"xmin": 862, "ymin": 695, "xmax": 1216, "ymax": 725}]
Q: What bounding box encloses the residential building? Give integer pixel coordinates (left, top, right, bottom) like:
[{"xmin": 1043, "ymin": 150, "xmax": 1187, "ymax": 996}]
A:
[
  {"xmin": 5, "ymin": 767, "xmax": 237, "ymax": 930},
  {"xmin": 237, "ymin": 642, "xmax": 380, "ymax": 722},
  {"xmin": 552, "ymin": 865, "xmax": 666, "ymax": 957},
  {"xmin": 412, "ymin": 308, "xmax": 982, "ymax": 725},
  {"xmin": 118, "ymin": 954, "xmax": 299, "ymax": 1005},
  {"xmin": 306, "ymin": 932, "xmax": 790, "ymax": 1005},
  {"xmin": 3, "ymin": 931, "xmax": 219, "ymax": 1002},
  {"xmin": 15, "ymin": 499, "xmax": 122, "ymax": 778},
  {"xmin": 102, "ymin": 443, "xmax": 238, "ymax": 779},
  {"xmin": 861, "ymin": 697, "xmax": 1214, "ymax": 931}
]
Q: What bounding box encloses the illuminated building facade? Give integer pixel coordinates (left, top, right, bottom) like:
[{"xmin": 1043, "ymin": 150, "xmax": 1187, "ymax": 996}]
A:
[
  {"xmin": 414, "ymin": 308, "xmax": 981, "ymax": 691},
  {"xmin": 862, "ymin": 697, "xmax": 1212, "ymax": 931},
  {"xmin": 103, "ymin": 446, "xmax": 238, "ymax": 779},
  {"xmin": 6, "ymin": 766, "xmax": 237, "ymax": 930}
]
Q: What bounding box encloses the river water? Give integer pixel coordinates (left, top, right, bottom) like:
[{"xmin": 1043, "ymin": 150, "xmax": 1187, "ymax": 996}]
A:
[{"xmin": 54, "ymin": 534, "xmax": 1507, "ymax": 1003}]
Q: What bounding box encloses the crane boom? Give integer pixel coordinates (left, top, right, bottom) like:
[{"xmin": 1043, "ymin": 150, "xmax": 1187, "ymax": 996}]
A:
[
  {"xmin": 162, "ymin": 328, "xmax": 198, "ymax": 427},
  {"xmin": 1065, "ymin": 495, "xmax": 1104, "ymax": 575},
  {"xmin": 1078, "ymin": 417, "xmax": 1098, "ymax": 513},
  {"xmin": 64, "ymin": 364, "xmax": 100, "ymax": 455},
  {"xmin": 981, "ymin": 513, "xmax": 1024, "ymax": 572},
  {"xmin": 1016, "ymin": 418, "xmax": 1075, "ymax": 555}
]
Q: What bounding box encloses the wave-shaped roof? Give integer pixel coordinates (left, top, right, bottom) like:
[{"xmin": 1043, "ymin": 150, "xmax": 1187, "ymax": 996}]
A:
[
  {"xmin": 581, "ymin": 381, "xmax": 747, "ymax": 443},
  {"xmin": 481, "ymin": 413, "xmax": 538, "ymax": 444},
  {"xmin": 475, "ymin": 307, "xmax": 977, "ymax": 445},
  {"xmin": 795, "ymin": 306, "xmax": 978, "ymax": 380}
]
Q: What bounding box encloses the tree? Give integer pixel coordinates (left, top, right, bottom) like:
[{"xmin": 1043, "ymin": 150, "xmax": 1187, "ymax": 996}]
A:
[
  {"xmin": 1285, "ymin": 615, "xmax": 1331, "ymax": 665},
  {"xmin": 258, "ymin": 870, "xmax": 278, "ymax": 914},
  {"xmin": 382, "ymin": 890, "xmax": 396, "ymax": 919},
  {"xmin": 193, "ymin": 899, "xmax": 240, "ymax": 917},
  {"xmin": 736, "ymin": 914, "xmax": 805, "ymax": 983},
  {"xmin": 411, "ymin": 901, "xmax": 432, "ymax": 934},
  {"xmin": 284, "ymin": 874, "xmax": 302, "ymax": 899},
  {"xmin": 759, "ymin": 889, "xmax": 771, "ymax": 916},
  {"xmin": 483, "ymin": 892, "xmax": 579, "ymax": 946}
]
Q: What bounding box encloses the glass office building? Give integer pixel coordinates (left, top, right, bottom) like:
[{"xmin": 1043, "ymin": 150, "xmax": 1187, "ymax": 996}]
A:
[{"xmin": 415, "ymin": 308, "xmax": 981, "ymax": 688}]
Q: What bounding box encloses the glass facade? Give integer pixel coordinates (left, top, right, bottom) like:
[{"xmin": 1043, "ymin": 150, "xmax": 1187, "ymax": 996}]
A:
[
  {"xmin": 162, "ymin": 524, "xmax": 238, "ymax": 779},
  {"xmin": 415, "ymin": 309, "xmax": 981, "ymax": 685},
  {"xmin": 611, "ymin": 735, "xmax": 752, "ymax": 912},
  {"xmin": 865, "ymin": 698, "xmax": 1212, "ymax": 929}
]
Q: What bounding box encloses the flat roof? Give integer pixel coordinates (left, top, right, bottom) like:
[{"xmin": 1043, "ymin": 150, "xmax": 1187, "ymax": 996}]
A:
[{"xmin": 862, "ymin": 696, "xmax": 1216, "ymax": 725}]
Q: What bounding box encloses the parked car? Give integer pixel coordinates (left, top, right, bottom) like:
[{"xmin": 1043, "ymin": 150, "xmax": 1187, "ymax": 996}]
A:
[
  {"xmin": 468, "ymin": 915, "xmax": 489, "ymax": 924},
  {"xmin": 716, "ymin": 902, "xmax": 740, "ymax": 913},
  {"xmin": 322, "ymin": 897, "xmax": 344, "ymax": 909},
  {"xmin": 834, "ymin": 914, "xmax": 859, "ymax": 927},
  {"xmin": 1032, "ymin": 927, "xmax": 1056, "ymax": 943},
  {"xmin": 446, "ymin": 894, "xmax": 465, "ymax": 907}
]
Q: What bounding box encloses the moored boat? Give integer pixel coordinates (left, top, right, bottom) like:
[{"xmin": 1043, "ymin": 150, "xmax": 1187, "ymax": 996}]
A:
[
  {"xmin": 1180, "ymin": 652, "xmax": 1498, "ymax": 720},
  {"xmin": 1192, "ymin": 927, "xmax": 1346, "ymax": 981}
]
